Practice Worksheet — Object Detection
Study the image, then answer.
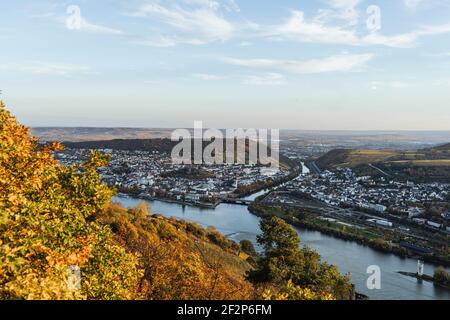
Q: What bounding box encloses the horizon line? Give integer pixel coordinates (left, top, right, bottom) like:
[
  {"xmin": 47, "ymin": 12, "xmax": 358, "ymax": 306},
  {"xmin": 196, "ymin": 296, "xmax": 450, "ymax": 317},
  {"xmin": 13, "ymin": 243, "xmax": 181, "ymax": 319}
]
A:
[{"xmin": 30, "ymin": 126, "xmax": 450, "ymax": 133}]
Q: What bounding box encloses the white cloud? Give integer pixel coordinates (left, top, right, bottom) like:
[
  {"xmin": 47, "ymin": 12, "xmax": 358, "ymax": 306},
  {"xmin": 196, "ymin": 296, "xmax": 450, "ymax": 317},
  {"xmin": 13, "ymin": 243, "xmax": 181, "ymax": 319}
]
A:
[
  {"xmin": 132, "ymin": 0, "xmax": 235, "ymax": 46},
  {"xmin": 223, "ymin": 53, "xmax": 374, "ymax": 74},
  {"xmin": 30, "ymin": 4, "xmax": 125, "ymax": 36},
  {"xmin": 239, "ymin": 41, "xmax": 253, "ymax": 47},
  {"xmin": 0, "ymin": 62, "xmax": 93, "ymax": 76},
  {"xmin": 77, "ymin": 17, "xmax": 124, "ymax": 35},
  {"xmin": 135, "ymin": 35, "xmax": 179, "ymax": 47},
  {"xmin": 362, "ymin": 32, "xmax": 418, "ymax": 48},
  {"xmin": 362, "ymin": 22, "xmax": 450, "ymax": 47},
  {"xmin": 55, "ymin": 1, "xmax": 450, "ymax": 49},
  {"xmin": 265, "ymin": 8, "xmax": 450, "ymax": 48},
  {"xmin": 193, "ymin": 73, "xmax": 225, "ymax": 80},
  {"xmin": 403, "ymin": 0, "xmax": 424, "ymax": 9},
  {"xmin": 370, "ymin": 81, "xmax": 409, "ymax": 90},
  {"xmin": 243, "ymin": 73, "xmax": 286, "ymax": 86},
  {"xmin": 315, "ymin": 0, "xmax": 361, "ymax": 27},
  {"xmin": 268, "ymin": 10, "xmax": 359, "ymax": 45},
  {"xmin": 182, "ymin": 0, "xmax": 240, "ymax": 12},
  {"xmin": 223, "ymin": 0, "xmax": 240, "ymax": 13},
  {"xmin": 419, "ymin": 23, "xmax": 450, "ymax": 35},
  {"xmin": 192, "ymin": 72, "xmax": 287, "ymax": 85},
  {"xmin": 425, "ymin": 51, "xmax": 450, "ymax": 57},
  {"xmin": 27, "ymin": 1, "xmax": 450, "ymax": 50}
]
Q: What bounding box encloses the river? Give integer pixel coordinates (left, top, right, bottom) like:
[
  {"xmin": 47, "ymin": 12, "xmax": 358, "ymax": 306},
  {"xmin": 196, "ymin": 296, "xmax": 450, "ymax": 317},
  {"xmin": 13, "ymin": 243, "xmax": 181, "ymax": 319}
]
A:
[{"xmin": 113, "ymin": 195, "xmax": 450, "ymax": 300}]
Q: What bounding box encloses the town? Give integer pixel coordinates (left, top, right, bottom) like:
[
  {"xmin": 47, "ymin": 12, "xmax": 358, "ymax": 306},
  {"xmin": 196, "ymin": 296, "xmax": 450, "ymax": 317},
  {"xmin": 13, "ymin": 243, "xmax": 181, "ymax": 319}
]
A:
[
  {"xmin": 280, "ymin": 167, "xmax": 450, "ymax": 231},
  {"xmin": 55, "ymin": 148, "xmax": 291, "ymax": 207},
  {"xmin": 251, "ymin": 164, "xmax": 450, "ymax": 267},
  {"xmin": 55, "ymin": 147, "xmax": 450, "ymax": 230}
]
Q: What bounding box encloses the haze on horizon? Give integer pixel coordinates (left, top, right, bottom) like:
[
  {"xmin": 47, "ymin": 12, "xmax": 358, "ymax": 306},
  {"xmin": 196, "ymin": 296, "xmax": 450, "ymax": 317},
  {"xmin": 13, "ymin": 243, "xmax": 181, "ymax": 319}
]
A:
[{"xmin": 1, "ymin": 0, "xmax": 450, "ymax": 130}]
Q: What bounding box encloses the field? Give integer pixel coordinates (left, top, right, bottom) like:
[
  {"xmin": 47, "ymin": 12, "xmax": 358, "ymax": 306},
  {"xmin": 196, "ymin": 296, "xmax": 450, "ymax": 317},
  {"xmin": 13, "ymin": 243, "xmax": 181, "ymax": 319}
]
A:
[
  {"xmin": 315, "ymin": 149, "xmax": 399, "ymax": 169},
  {"xmin": 344, "ymin": 150, "xmax": 399, "ymax": 166},
  {"xmin": 387, "ymin": 160, "xmax": 450, "ymax": 166},
  {"xmin": 311, "ymin": 217, "xmax": 382, "ymax": 241}
]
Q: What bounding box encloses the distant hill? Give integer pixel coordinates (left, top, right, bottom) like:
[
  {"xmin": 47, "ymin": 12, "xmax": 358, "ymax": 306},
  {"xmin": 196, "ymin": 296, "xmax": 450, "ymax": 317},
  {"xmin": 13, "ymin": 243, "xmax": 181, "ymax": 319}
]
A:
[
  {"xmin": 429, "ymin": 143, "xmax": 450, "ymax": 151},
  {"xmin": 32, "ymin": 127, "xmax": 173, "ymax": 142},
  {"xmin": 315, "ymin": 143, "xmax": 450, "ymax": 183}
]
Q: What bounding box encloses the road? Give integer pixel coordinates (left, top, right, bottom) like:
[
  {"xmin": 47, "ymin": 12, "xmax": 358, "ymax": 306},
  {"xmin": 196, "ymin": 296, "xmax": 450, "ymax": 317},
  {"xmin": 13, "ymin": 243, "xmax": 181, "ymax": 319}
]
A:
[
  {"xmin": 308, "ymin": 161, "xmax": 322, "ymax": 174},
  {"xmin": 368, "ymin": 163, "xmax": 392, "ymax": 177}
]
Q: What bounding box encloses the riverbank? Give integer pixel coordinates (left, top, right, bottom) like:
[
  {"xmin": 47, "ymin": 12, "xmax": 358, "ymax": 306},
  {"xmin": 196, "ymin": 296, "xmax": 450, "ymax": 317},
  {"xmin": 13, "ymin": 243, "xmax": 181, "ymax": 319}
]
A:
[
  {"xmin": 248, "ymin": 203, "xmax": 450, "ymax": 268},
  {"xmin": 117, "ymin": 192, "xmax": 221, "ymax": 209},
  {"xmin": 398, "ymin": 272, "xmax": 450, "ymax": 291}
]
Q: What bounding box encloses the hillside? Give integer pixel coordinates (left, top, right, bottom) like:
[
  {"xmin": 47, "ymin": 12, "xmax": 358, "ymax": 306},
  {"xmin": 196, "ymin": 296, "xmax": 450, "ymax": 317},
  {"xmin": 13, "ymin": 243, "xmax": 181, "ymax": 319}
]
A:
[
  {"xmin": 432, "ymin": 143, "xmax": 450, "ymax": 151},
  {"xmin": 315, "ymin": 144, "xmax": 450, "ymax": 182},
  {"xmin": 315, "ymin": 149, "xmax": 398, "ymax": 169},
  {"xmin": 97, "ymin": 202, "xmax": 254, "ymax": 300}
]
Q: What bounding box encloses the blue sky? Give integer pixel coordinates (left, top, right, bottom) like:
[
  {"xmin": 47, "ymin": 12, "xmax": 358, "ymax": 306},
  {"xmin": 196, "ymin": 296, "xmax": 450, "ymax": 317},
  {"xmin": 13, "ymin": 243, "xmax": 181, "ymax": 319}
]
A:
[{"xmin": 1, "ymin": 0, "xmax": 450, "ymax": 129}]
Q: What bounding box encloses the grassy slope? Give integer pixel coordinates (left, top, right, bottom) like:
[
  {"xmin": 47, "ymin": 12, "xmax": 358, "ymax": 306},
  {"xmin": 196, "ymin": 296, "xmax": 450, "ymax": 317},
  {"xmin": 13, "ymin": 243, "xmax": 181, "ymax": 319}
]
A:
[{"xmin": 315, "ymin": 143, "xmax": 450, "ymax": 182}]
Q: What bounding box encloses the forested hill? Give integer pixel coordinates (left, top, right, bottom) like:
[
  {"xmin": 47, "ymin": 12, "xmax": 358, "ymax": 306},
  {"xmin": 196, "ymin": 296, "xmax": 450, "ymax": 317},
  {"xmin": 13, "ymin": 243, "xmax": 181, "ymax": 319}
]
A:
[
  {"xmin": 315, "ymin": 143, "xmax": 450, "ymax": 182},
  {"xmin": 63, "ymin": 138, "xmax": 297, "ymax": 170},
  {"xmin": 64, "ymin": 138, "xmax": 176, "ymax": 153}
]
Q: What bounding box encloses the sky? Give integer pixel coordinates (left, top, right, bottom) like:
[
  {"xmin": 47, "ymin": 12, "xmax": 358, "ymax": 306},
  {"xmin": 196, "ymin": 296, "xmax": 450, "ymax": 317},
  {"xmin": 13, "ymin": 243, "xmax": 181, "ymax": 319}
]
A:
[{"xmin": 1, "ymin": 0, "xmax": 450, "ymax": 130}]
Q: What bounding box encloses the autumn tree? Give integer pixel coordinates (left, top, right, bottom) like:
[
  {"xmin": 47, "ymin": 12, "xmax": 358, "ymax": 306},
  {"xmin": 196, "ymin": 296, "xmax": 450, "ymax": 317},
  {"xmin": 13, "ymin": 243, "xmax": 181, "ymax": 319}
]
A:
[
  {"xmin": 263, "ymin": 280, "xmax": 335, "ymax": 301},
  {"xmin": 248, "ymin": 216, "xmax": 353, "ymax": 299},
  {"xmin": 240, "ymin": 240, "xmax": 257, "ymax": 257},
  {"xmin": 0, "ymin": 101, "xmax": 142, "ymax": 300},
  {"xmin": 434, "ymin": 267, "xmax": 450, "ymax": 286},
  {"xmin": 248, "ymin": 216, "xmax": 305, "ymax": 284}
]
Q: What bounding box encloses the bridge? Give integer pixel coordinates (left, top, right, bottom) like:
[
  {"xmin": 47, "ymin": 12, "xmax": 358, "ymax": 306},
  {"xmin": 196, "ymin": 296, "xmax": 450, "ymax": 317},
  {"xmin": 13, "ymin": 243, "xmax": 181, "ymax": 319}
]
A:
[{"xmin": 221, "ymin": 198, "xmax": 254, "ymax": 206}]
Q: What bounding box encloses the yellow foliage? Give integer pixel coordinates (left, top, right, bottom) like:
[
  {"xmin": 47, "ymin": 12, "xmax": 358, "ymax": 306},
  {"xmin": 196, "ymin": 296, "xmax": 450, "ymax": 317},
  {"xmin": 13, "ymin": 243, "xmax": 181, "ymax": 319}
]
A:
[
  {"xmin": 98, "ymin": 202, "xmax": 254, "ymax": 300},
  {"xmin": 263, "ymin": 280, "xmax": 336, "ymax": 301},
  {"xmin": 0, "ymin": 101, "xmax": 142, "ymax": 300}
]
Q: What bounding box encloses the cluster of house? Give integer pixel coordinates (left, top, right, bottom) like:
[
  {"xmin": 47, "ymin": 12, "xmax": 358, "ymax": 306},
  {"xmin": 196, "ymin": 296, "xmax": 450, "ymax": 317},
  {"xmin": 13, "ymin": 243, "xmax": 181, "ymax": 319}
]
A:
[
  {"xmin": 283, "ymin": 167, "xmax": 450, "ymax": 230},
  {"xmin": 56, "ymin": 148, "xmax": 288, "ymax": 204},
  {"xmin": 412, "ymin": 210, "xmax": 450, "ymax": 231}
]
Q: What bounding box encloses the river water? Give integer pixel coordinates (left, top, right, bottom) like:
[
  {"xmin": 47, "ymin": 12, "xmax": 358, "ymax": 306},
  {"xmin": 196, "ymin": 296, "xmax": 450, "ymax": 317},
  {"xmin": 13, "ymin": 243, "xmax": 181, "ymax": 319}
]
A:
[{"xmin": 114, "ymin": 195, "xmax": 450, "ymax": 300}]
